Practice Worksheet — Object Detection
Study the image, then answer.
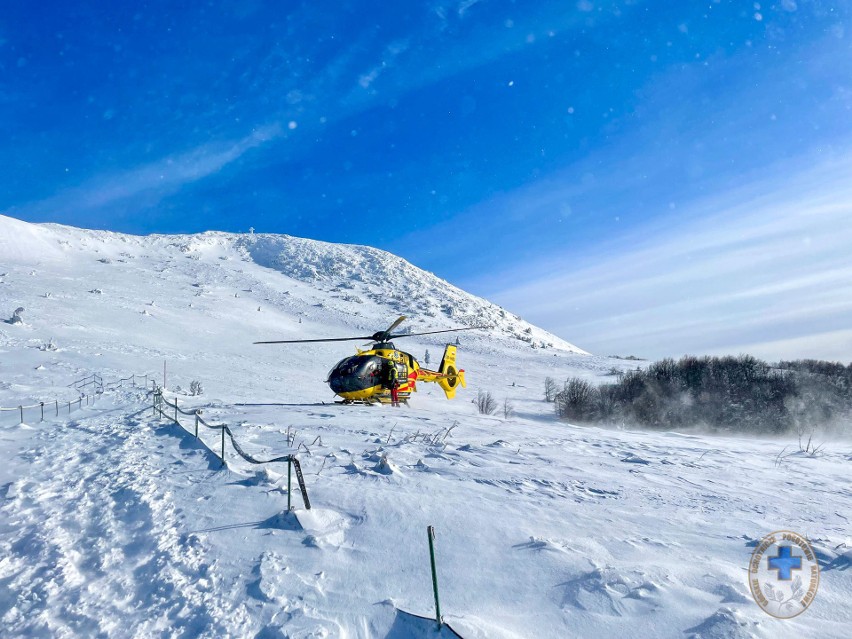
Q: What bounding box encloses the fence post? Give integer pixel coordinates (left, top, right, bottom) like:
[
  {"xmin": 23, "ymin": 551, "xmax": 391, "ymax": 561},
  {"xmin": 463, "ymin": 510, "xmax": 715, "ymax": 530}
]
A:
[
  {"xmin": 40, "ymin": 402, "xmax": 44, "ymax": 422},
  {"xmin": 19, "ymin": 405, "xmax": 23, "ymax": 423},
  {"xmin": 287, "ymin": 458, "xmax": 292, "ymax": 511},
  {"xmin": 174, "ymin": 397, "xmax": 178, "ymax": 424},
  {"xmin": 220, "ymin": 428, "xmax": 226, "ymax": 466},
  {"xmin": 132, "ymin": 374, "xmax": 135, "ymax": 386},
  {"xmin": 68, "ymin": 401, "xmax": 71, "ymax": 414},
  {"xmin": 194, "ymin": 412, "xmax": 199, "ymax": 438},
  {"xmin": 55, "ymin": 399, "xmax": 58, "ymax": 417},
  {"xmin": 428, "ymin": 526, "xmax": 443, "ymax": 629}
]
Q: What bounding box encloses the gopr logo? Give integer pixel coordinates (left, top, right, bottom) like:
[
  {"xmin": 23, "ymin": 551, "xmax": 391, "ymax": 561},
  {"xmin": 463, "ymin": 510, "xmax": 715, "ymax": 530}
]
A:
[{"xmin": 748, "ymin": 530, "xmax": 820, "ymax": 619}]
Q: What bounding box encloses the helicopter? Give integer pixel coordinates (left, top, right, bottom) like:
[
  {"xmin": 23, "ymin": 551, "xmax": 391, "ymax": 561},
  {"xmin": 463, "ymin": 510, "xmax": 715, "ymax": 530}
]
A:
[{"xmin": 255, "ymin": 316, "xmax": 488, "ymax": 405}]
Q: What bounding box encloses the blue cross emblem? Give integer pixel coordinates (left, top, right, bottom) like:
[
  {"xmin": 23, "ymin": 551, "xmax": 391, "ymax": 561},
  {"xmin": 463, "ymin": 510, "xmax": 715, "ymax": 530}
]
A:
[{"xmin": 768, "ymin": 545, "xmax": 802, "ymax": 581}]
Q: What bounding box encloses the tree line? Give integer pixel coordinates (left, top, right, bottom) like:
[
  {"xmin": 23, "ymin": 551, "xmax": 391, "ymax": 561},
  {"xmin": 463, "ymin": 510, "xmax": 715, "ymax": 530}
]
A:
[{"xmin": 547, "ymin": 355, "xmax": 852, "ymax": 434}]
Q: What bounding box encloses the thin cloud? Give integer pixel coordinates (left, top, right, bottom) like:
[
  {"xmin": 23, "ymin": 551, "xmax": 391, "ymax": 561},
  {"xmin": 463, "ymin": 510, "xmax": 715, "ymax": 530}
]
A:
[
  {"xmin": 8, "ymin": 124, "xmax": 282, "ymax": 218},
  {"xmin": 482, "ymin": 154, "xmax": 852, "ymax": 361}
]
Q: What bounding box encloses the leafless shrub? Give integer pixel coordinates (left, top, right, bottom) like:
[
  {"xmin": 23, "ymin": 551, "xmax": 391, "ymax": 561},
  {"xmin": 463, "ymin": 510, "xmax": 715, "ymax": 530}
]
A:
[
  {"xmin": 503, "ymin": 398, "xmax": 515, "ymax": 419},
  {"xmin": 544, "ymin": 377, "xmax": 557, "ymax": 402},
  {"xmin": 798, "ymin": 432, "xmax": 825, "ymax": 456},
  {"xmin": 555, "ymin": 377, "xmax": 598, "ymax": 422},
  {"xmin": 476, "ymin": 390, "xmax": 497, "ymax": 415},
  {"xmin": 442, "ymin": 421, "xmax": 458, "ymax": 441}
]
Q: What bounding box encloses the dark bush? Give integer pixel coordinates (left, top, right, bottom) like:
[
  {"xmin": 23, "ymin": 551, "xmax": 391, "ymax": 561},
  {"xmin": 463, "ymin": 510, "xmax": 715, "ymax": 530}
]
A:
[{"xmin": 553, "ymin": 355, "xmax": 851, "ymax": 435}]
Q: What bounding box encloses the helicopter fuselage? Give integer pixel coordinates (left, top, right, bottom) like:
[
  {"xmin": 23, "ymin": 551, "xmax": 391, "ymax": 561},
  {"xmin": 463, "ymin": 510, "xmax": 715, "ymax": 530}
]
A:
[{"xmin": 327, "ymin": 343, "xmax": 417, "ymax": 403}]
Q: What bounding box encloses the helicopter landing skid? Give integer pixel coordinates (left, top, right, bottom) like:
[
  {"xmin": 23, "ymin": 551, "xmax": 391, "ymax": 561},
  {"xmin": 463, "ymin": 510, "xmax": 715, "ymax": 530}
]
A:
[
  {"xmin": 334, "ymin": 399, "xmax": 379, "ymax": 406},
  {"xmin": 334, "ymin": 397, "xmax": 408, "ymax": 406}
]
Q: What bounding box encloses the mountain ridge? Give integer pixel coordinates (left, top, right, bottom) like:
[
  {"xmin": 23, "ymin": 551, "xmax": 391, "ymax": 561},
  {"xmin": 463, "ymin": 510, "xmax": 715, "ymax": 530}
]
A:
[{"xmin": 1, "ymin": 213, "xmax": 588, "ymax": 355}]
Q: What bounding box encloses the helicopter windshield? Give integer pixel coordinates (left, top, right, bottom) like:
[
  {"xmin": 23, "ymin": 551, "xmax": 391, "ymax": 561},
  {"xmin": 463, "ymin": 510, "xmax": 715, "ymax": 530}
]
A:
[{"xmin": 328, "ymin": 355, "xmax": 380, "ymax": 380}]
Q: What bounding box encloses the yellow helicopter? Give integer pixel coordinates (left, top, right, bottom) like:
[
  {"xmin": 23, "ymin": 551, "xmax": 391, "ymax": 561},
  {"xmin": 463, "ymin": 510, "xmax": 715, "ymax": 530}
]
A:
[{"xmin": 255, "ymin": 316, "xmax": 487, "ymax": 404}]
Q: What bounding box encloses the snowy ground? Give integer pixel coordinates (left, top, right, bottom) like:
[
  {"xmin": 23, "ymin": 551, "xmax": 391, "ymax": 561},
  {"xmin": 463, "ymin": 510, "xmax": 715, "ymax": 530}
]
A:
[{"xmin": 1, "ymin": 215, "xmax": 850, "ymax": 638}]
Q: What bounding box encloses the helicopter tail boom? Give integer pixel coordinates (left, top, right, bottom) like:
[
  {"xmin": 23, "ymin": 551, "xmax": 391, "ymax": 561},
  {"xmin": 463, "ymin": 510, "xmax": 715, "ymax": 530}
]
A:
[
  {"xmin": 416, "ymin": 344, "xmax": 466, "ymax": 398},
  {"xmin": 436, "ymin": 344, "xmax": 465, "ymax": 399}
]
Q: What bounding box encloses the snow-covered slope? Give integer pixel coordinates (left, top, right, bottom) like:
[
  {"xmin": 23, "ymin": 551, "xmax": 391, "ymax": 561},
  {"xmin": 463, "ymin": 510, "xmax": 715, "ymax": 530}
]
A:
[{"xmin": 1, "ymin": 214, "xmax": 849, "ymax": 638}]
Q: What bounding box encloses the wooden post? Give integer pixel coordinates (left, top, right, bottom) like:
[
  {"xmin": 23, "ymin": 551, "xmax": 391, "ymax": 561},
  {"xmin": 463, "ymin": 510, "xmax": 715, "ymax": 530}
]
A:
[
  {"xmin": 174, "ymin": 397, "xmax": 178, "ymax": 423},
  {"xmin": 288, "ymin": 458, "xmax": 292, "ymax": 511},
  {"xmin": 19, "ymin": 405, "xmax": 23, "ymax": 423},
  {"xmin": 40, "ymin": 402, "xmax": 44, "ymax": 422},
  {"xmin": 194, "ymin": 412, "xmax": 199, "ymax": 438},
  {"xmin": 55, "ymin": 399, "xmax": 58, "ymax": 417}
]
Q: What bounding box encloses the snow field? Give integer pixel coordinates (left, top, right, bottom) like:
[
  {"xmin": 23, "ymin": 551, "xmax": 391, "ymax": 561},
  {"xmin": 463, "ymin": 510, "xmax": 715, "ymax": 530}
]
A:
[{"xmin": 1, "ymin": 215, "xmax": 850, "ymax": 638}]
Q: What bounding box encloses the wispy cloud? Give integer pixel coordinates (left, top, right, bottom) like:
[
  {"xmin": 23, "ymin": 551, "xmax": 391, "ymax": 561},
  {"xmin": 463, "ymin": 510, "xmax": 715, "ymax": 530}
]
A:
[
  {"xmin": 9, "ymin": 124, "xmax": 283, "ymax": 219},
  {"xmin": 480, "ymin": 154, "xmax": 852, "ymax": 361}
]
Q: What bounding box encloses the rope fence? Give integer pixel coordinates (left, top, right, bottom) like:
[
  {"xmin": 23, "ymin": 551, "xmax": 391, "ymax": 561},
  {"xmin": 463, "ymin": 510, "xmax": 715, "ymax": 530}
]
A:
[
  {"xmin": 67, "ymin": 373, "xmax": 105, "ymax": 395},
  {"xmin": 152, "ymin": 389, "xmax": 311, "ymax": 510},
  {"xmin": 1, "ymin": 371, "xmax": 154, "ymax": 425},
  {"xmin": 2, "ymin": 370, "xmax": 311, "ymax": 509}
]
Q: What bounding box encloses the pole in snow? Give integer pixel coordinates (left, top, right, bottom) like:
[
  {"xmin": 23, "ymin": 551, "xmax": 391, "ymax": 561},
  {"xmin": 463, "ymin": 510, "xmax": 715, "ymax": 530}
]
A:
[
  {"xmin": 428, "ymin": 525, "xmax": 442, "ymax": 629},
  {"xmin": 287, "ymin": 458, "xmax": 292, "ymax": 511}
]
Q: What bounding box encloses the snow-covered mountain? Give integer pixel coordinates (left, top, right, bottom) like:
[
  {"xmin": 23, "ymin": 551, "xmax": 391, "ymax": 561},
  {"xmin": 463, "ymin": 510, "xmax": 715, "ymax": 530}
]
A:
[{"xmin": 1, "ymin": 214, "xmax": 849, "ymax": 638}]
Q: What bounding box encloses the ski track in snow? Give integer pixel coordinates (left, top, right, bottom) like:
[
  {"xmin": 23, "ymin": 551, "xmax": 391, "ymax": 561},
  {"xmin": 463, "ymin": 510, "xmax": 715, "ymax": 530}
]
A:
[{"xmin": 1, "ymin": 215, "xmax": 851, "ymax": 638}]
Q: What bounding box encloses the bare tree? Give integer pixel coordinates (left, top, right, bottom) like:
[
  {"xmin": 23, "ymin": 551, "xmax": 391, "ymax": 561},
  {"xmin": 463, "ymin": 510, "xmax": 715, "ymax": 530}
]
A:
[
  {"xmin": 503, "ymin": 397, "xmax": 515, "ymax": 419},
  {"xmin": 544, "ymin": 376, "xmax": 557, "ymax": 402}
]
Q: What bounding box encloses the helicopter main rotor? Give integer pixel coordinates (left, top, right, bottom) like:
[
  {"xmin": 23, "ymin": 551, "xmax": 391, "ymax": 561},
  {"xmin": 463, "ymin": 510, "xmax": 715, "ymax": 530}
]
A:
[{"xmin": 254, "ymin": 315, "xmax": 489, "ymax": 345}]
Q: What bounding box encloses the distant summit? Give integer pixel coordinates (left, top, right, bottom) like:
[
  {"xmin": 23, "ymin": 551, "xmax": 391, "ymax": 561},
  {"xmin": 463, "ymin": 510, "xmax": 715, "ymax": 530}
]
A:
[{"xmin": 0, "ymin": 214, "xmax": 588, "ymax": 355}]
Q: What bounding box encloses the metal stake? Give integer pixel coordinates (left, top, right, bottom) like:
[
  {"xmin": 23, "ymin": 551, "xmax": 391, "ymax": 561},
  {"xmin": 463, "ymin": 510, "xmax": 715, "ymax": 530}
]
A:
[
  {"xmin": 287, "ymin": 458, "xmax": 292, "ymax": 511},
  {"xmin": 428, "ymin": 525, "xmax": 442, "ymax": 628},
  {"xmin": 40, "ymin": 402, "xmax": 44, "ymax": 421}
]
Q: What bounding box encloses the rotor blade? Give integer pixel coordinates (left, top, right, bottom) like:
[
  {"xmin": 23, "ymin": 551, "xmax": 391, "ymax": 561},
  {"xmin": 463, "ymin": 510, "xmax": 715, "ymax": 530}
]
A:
[
  {"xmin": 389, "ymin": 325, "xmax": 491, "ymax": 339},
  {"xmin": 385, "ymin": 315, "xmax": 406, "ymax": 334},
  {"xmin": 254, "ymin": 336, "xmax": 373, "ymax": 344}
]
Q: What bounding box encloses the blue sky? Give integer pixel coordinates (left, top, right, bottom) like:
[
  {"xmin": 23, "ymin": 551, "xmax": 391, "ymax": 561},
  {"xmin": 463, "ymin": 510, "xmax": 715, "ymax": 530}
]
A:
[{"xmin": 3, "ymin": 1, "xmax": 851, "ymax": 360}]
